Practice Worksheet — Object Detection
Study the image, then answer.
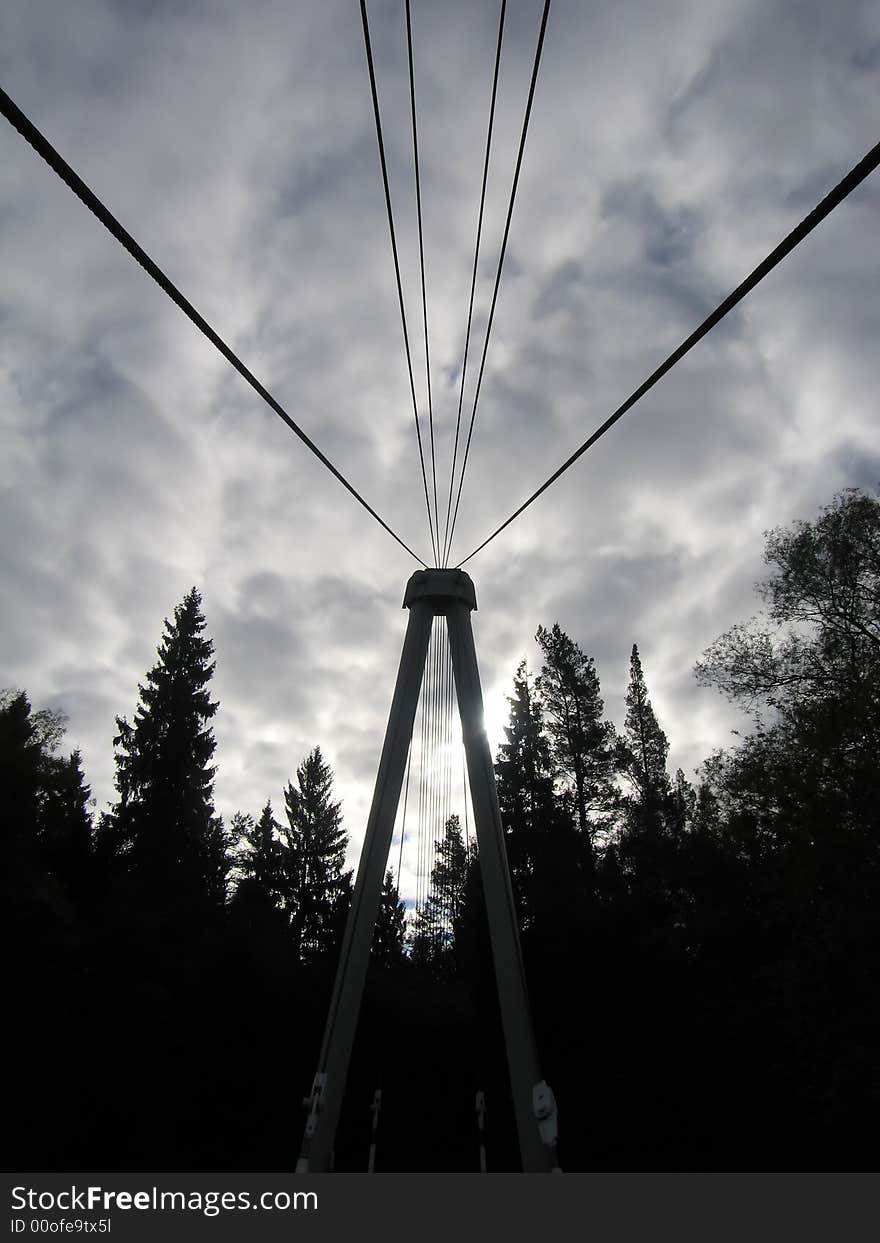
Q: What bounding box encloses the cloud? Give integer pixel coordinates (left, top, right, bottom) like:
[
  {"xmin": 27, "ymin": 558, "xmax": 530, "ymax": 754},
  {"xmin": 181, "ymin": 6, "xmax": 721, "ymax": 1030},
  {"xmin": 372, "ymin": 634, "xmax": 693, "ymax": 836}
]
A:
[{"xmin": 1, "ymin": 0, "xmax": 877, "ymax": 894}]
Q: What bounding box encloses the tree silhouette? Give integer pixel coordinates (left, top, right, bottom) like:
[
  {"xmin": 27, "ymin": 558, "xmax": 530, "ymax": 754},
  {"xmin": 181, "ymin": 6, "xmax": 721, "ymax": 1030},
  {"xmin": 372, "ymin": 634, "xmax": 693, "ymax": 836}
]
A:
[
  {"xmin": 39, "ymin": 749, "xmax": 93, "ymax": 898},
  {"xmin": 621, "ymin": 644, "xmax": 670, "ymax": 799},
  {"xmin": 239, "ymin": 801, "xmax": 285, "ymax": 901},
  {"xmin": 696, "ymin": 488, "xmax": 880, "ymax": 720},
  {"xmin": 101, "ymin": 587, "xmax": 227, "ymax": 908},
  {"xmin": 695, "ymin": 488, "xmax": 880, "ymax": 857},
  {"xmin": 493, "ymin": 661, "xmax": 558, "ymax": 929},
  {"xmin": 408, "ymin": 815, "xmax": 469, "ymax": 974},
  {"xmin": 372, "ymin": 869, "xmax": 406, "ymax": 966},
  {"xmin": 494, "ymin": 660, "xmax": 582, "ymax": 937},
  {"xmin": 282, "ymin": 746, "xmax": 350, "ymax": 965},
  {"xmin": 1, "ymin": 690, "xmax": 93, "ymax": 900},
  {"xmin": 536, "ymin": 623, "xmax": 619, "ymax": 861},
  {"xmin": 8, "ymin": 488, "xmax": 880, "ymax": 1172},
  {"xmin": 1, "ymin": 690, "xmax": 71, "ymax": 860}
]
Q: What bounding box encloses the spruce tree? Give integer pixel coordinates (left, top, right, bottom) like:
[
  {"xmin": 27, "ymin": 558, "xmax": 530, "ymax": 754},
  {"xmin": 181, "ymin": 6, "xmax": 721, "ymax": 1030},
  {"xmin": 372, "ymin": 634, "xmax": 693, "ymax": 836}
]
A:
[
  {"xmin": 1, "ymin": 690, "xmax": 92, "ymax": 895},
  {"xmin": 372, "ymin": 870, "xmax": 406, "ymax": 966},
  {"xmin": 106, "ymin": 587, "xmax": 226, "ymax": 906},
  {"xmin": 1, "ymin": 690, "xmax": 69, "ymax": 859},
  {"xmin": 40, "ymin": 750, "xmax": 93, "ymax": 897},
  {"xmin": 241, "ymin": 800, "xmax": 284, "ymax": 905},
  {"xmin": 670, "ymin": 768, "xmax": 696, "ymax": 834},
  {"xmin": 536, "ymin": 623, "xmax": 619, "ymax": 857},
  {"xmin": 620, "ymin": 644, "xmax": 670, "ymax": 812},
  {"xmin": 494, "ymin": 661, "xmax": 573, "ymax": 929},
  {"xmin": 282, "ymin": 746, "xmax": 349, "ymax": 965},
  {"xmin": 408, "ymin": 815, "xmax": 469, "ymax": 972},
  {"xmin": 616, "ymin": 645, "xmax": 677, "ymax": 912},
  {"xmin": 2, "ymin": 694, "xmax": 95, "ymax": 1170},
  {"xmin": 326, "ymin": 868, "xmax": 354, "ymax": 962},
  {"xmin": 1, "ymin": 690, "xmax": 49, "ymax": 858},
  {"xmin": 227, "ymin": 806, "xmax": 294, "ymax": 948}
]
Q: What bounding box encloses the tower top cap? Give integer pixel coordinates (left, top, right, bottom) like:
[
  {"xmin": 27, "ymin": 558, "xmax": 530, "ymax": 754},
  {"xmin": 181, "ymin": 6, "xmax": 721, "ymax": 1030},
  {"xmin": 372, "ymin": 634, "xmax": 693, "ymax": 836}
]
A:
[{"xmin": 403, "ymin": 568, "xmax": 477, "ymax": 612}]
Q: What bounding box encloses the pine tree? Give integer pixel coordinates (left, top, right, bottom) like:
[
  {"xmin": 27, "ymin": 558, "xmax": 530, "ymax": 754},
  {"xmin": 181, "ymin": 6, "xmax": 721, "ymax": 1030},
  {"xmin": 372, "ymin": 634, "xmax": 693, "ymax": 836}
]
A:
[
  {"xmin": 1, "ymin": 690, "xmax": 49, "ymax": 859},
  {"xmin": 2, "ymin": 694, "xmax": 96, "ymax": 1170},
  {"xmin": 40, "ymin": 750, "xmax": 93, "ymax": 897},
  {"xmin": 0, "ymin": 690, "xmax": 92, "ymax": 895},
  {"xmin": 615, "ymin": 647, "xmax": 680, "ymax": 920},
  {"xmin": 372, "ymin": 870, "xmax": 406, "ymax": 966},
  {"xmin": 669, "ymin": 768, "xmax": 696, "ymax": 834},
  {"xmin": 408, "ymin": 815, "xmax": 469, "ymax": 973},
  {"xmin": 494, "ymin": 661, "xmax": 573, "ymax": 930},
  {"xmin": 620, "ymin": 644, "xmax": 670, "ymax": 814},
  {"xmin": 432, "ymin": 814, "xmax": 469, "ymax": 943},
  {"xmin": 240, "ymin": 801, "xmax": 284, "ymax": 903},
  {"xmin": 227, "ymin": 806, "xmax": 295, "ymax": 950},
  {"xmin": 536, "ymin": 623, "xmax": 620, "ymax": 857},
  {"xmin": 326, "ymin": 868, "xmax": 354, "ymax": 962},
  {"xmin": 282, "ymin": 746, "xmax": 349, "ymax": 965},
  {"xmin": 106, "ymin": 587, "xmax": 227, "ymax": 907},
  {"xmin": 1, "ymin": 690, "xmax": 70, "ymax": 859}
]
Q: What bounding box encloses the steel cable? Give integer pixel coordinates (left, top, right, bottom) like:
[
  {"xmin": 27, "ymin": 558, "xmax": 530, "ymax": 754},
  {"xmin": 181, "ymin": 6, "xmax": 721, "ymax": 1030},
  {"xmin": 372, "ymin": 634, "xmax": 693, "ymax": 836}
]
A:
[
  {"xmin": 0, "ymin": 84, "xmax": 427, "ymax": 567},
  {"xmin": 445, "ymin": 0, "xmax": 552, "ymax": 563},
  {"xmin": 405, "ymin": 0, "xmax": 440, "ymax": 554},
  {"xmin": 359, "ymin": 2, "xmax": 438, "ymax": 562},
  {"xmin": 441, "ymin": 0, "xmax": 507, "ymax": 566},
  {"xmin": 458, "ymin": 135, "xmax": 880, "ymax": 567}
]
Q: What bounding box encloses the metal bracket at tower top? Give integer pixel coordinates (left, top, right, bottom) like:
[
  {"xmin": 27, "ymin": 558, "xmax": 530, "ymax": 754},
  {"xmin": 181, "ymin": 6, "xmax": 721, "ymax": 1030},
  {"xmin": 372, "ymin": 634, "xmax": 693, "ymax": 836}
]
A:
[{"xmin": 296, "ymin": 568, "xmax": 560, "ymax": 1173}]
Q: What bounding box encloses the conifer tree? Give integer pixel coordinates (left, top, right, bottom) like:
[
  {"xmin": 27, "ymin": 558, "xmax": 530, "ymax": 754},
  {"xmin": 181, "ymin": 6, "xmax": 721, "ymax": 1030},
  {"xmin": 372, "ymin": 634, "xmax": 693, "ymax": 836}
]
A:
[
  {"xmin": 243, "ymin": 801, "xmax": 284, "ymax": 903},
  {"xmin": 40, "ymin": 750, "xmax": 93, "ymax": 896},
  {"xmin": 372, "ymin": 870, "xmax": 406, "ymax": 966},
  {"xmin": 0, "ymin": 690, "xmax": 69, "ymax": 859},
  {"xmin": 620, "ymin": 644, "xmax": 670, "ymax": 813},
  {"xmin": 227, "ymin": 806, "xmax": 295, "ymax": 948},
  {"xmin": 536, "ymin": 623, "xmax": 619, "ymax": 856},
  {"xmin": 669, "ymin": 768, "xmax": 696, "ymax": 834},
  {"xmin": 494, "ymin": 661, "xmax": 573, "ymax": 929},
  {"xmin": 282, "ymin": 746, "xmax": 349, "ymax": 964},
  {"xmin": 615, "ymin": 647, "xmax": 678, "ymax": 914},
  {"xmin": 1, "ymin": 690, "xmax": 48, "ymax": 858},
  {"xmin": 229, "ymin": 801, "xmax": 288, "ymax": 918},
  {"xmin": 1, "ymin": 690, "xmax": 91, "ymax": 895},
  {"xmin": 105, "ymin": 587, "xmax": 227, "ymax": 906},
  {"xmin": 408, "ymin": 815, "xmax": 469, "ymax": 972},
  {"xmin": 326, "ymin": 868, "xmax": 354, "ymax": 962}
]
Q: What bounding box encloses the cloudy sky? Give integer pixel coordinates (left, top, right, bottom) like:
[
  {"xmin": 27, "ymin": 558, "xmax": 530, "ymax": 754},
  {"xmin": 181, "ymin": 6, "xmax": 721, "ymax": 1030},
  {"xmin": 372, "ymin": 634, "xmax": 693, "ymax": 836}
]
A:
[{"xmin": 2, "ymin": 0, "xmax": 878, "ymax": 899}]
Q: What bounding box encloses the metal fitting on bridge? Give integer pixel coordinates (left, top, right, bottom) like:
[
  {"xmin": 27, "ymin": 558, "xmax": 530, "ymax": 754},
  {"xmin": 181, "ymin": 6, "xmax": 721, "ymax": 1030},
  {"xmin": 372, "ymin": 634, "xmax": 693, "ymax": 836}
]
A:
[
  {"xmin": 532, "ymin": 1080, "xmax": 558, "ymax": 1148},
  {"xmin": 295, "ymin": 1072, "xmax": 328, "ymax": 1173},
  {"xmin": 402, "ymin": 568, "xmax": 477, "ymax": 613}
]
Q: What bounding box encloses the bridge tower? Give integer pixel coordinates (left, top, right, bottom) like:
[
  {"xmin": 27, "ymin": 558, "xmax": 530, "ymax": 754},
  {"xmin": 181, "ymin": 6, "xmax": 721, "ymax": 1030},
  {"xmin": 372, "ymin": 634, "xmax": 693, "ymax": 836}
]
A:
[{"xmin": 297, "ymin": 569, "xmax": 559, "ymax": 1173}]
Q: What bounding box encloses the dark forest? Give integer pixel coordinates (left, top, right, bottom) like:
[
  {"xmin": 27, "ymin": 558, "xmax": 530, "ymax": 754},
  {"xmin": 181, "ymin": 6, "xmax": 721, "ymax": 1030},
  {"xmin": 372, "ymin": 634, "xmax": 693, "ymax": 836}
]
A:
[{"xmin": 5, "ymin": 486, "xmax": 879, "ymax": 1172}]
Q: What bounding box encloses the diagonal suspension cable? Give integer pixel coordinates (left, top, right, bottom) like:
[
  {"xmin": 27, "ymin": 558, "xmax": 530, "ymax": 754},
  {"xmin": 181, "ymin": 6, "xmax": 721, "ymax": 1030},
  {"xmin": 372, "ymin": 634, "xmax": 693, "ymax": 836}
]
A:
[
  {"xmin": 444, "ymin": 0, "xmax": 552, "ymax": 565},
  {"xmin": 360, "ymin": 0, "xmax": 438, "ymax": 564},
  {"xmin": 405, "ymin": 0, "xmax": 440, "ymax": 558},
  {"xmin": 440, "ymin": 0, "xmax": 507, "ymax": 566},
  {"xmin": 456, "ymin": 135, "xmax": 880, "ymax": 568},
  {"xmin": 0, "ymin": 84, "xmax": 427, "ymax": 567}
]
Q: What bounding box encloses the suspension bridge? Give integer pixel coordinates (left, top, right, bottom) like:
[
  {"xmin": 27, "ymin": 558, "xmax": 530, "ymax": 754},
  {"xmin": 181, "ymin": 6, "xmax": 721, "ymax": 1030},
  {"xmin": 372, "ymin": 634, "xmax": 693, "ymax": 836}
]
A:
[{"xmin": 2, "ymin": 0, "xmax": 878, "ymax": 1175}]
